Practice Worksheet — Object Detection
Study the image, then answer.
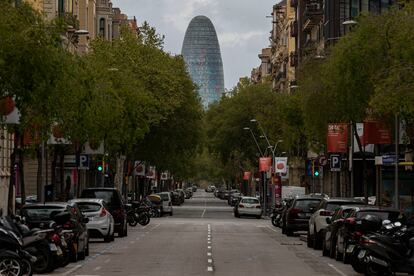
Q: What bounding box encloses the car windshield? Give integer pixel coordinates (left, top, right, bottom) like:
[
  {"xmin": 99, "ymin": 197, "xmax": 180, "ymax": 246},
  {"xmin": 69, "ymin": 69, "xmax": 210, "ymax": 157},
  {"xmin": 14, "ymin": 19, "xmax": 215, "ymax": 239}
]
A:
[
  {"xmin": 22, "ymin": 206, "xmax": 65, "ymax": 220},
  {"xmin": 158, "ymin": 193, "xmax": 170, "ymax": 201},
  {"xmin": 356, "ymin": 211, "xmax": 400, "ymax": 221},
  {"xmin": 294, "ymin": 199, "xmax": 321, "ymax": 211},
  {"xmin": 82, "ymin": 190, "xmax": 121, "ymax": 206},
  {"xmin": 326, "ymin": 201, "xmax": 361, "ymax": 211},
  {"xmin": 241, "ymin": 198, "xmax": 259, "ymax": 204},
  {"xmin": 76, "ymin": 202, "xmax": 102, "ymax": 213}
]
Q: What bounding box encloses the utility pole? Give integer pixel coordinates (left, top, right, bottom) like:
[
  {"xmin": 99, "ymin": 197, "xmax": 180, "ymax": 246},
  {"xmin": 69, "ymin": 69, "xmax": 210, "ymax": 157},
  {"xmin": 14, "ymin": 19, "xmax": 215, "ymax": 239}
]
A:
[{"xmin": 395, "ymin": 114, "xmax": 399, "ymax": 209}]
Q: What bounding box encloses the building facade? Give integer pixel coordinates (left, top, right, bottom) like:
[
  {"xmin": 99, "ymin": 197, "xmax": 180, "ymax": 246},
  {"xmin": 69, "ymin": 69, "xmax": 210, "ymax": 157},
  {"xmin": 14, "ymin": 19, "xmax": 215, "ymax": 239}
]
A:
[{"xmin": 182, "ymin": 16, "xmax": 225, "ymax": 109}]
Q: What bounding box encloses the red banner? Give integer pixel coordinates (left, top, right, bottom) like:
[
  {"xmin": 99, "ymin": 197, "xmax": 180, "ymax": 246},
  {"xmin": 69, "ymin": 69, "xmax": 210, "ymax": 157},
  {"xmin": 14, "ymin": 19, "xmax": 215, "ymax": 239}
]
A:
[
  {"xmin": 243, "ymin": 171, "xmax": 252, "ymax": 181},
  {"xmin": 362, "ymin": 121, "xmax": 392, "ymax": 145},
  {"xmin": 259, "ymin": 157, "xmax": 272, "ymax": 172},
  {"xmin": 327, "ymin": 123, "xmax": 348, "ymax": 153}
]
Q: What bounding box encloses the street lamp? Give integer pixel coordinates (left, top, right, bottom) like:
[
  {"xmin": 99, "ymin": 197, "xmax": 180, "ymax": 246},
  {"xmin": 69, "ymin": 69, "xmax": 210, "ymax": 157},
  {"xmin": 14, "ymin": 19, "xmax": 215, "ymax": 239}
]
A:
[
  {"xmin": 342, "ymin": 20, "xmax": 358, "ymax": 26},
  {"xmin": 243, "ymin": 127, "xmax": 264, "ymax": 157}
]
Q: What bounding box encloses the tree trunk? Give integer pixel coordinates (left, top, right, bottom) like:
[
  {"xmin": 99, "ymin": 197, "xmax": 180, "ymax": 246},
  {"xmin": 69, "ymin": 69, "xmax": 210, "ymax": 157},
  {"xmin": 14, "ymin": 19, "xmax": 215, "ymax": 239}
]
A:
[
  {"xmin": 8, "ymin": 140, "xmax": 16, "ymax": 216},
  {"xmin": 36, "ymin": 146, "xmax": 42, "ymax": 203}
]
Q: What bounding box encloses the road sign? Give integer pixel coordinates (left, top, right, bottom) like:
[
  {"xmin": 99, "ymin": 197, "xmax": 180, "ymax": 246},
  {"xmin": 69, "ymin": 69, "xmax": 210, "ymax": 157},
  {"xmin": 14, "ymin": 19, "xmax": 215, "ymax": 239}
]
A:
[
  {"xmin": 318, "ymin": 155, "xmax": 327, "ymax": 166},
  {"xmin": 64, "ymin": 155, "xmax": 89, "ymax": 169},
  {"xmin": 330, "ymin": 154, "xmax": 341, "ymax": 172}
]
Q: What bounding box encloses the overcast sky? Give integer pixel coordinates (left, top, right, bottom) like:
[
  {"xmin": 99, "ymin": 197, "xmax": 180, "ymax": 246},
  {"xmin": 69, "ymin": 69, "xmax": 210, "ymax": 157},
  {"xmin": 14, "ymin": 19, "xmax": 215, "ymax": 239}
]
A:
[{"xmin": 112, "ymin": 0, "xmax": 278, "ymax": 90}]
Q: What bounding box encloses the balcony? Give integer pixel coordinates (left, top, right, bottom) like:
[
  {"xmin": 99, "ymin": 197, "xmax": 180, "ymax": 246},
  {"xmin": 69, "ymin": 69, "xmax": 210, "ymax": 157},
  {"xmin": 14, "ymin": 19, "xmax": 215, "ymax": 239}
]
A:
[
  {"xmin": 302, "ymin": 0, "xmax": 323, "ymax": 32},
  {"xmin": 290, "ymin": 20, "xmax": 298, "ymax": 37}
]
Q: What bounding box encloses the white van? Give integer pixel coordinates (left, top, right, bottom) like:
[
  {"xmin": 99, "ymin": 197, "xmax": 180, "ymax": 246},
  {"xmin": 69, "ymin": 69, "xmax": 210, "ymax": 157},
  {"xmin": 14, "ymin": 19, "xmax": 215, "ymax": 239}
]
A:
[{"xmin": 157, "ymin": 192, "xmax": 173, "ymax": 216}]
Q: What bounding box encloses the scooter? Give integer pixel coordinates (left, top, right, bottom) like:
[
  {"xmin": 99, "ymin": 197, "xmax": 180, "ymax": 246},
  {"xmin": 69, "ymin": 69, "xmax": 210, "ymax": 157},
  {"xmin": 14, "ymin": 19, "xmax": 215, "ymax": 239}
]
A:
[
  {"xmin": 0, "ymin": 226, "xmax": 36, "ymax": 276},
  {"xmin": 352, "ymin": 221, "xmax": 414, "ymax": 276},
  {"xmin": 270, "ymin": 205, "xmax": 284, "ymax": 227}
]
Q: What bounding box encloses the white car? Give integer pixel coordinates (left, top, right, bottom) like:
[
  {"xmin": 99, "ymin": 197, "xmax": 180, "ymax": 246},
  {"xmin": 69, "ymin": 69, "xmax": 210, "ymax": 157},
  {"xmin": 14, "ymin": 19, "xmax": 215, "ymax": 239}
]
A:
[
  {"xmin": 234, "ymin": 197, "xmax": 262, "ymax": 219},
  {"xmin": 69, "ymin": 198, "xmax": 115, "ymax": 242},
  {"xmin": 307, "ymin": 198, "xmax": 364, "ymax": 249},
  {"xmin": 157, "ymin": 192, "xmax": 173, "ymax": 216}
]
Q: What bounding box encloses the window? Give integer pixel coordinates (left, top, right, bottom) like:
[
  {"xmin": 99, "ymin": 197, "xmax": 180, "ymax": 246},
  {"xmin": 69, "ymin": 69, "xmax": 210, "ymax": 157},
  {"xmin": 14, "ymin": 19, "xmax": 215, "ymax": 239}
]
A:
[
  {"xmin": 370, "ymin": 0, "xmax": 380, "ymax": 14},
  {"xmin": 58, "ymin": 0, "xmax": 65, "ymax": 17},
  {"xmin": 381, "ymin": 0, "xmax": 390, "ymax": 11},
  {"xmin": 99, "ymin": 18, "xmax": 105, "ymax": 37},
  {"xmin": 361, "ymin": 0, "xmax": 369, "ymax": 12},
  {"xmin": 351, "ymin": 0, "xmax": 360, "ymax": 17}
]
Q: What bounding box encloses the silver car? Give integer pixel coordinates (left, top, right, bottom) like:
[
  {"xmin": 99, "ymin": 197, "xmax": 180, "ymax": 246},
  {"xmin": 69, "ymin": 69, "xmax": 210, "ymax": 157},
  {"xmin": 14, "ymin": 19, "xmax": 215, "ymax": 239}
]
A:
[
  {"xmin": 234, "ymin": 197, "xmax": 262, "ymax": 219},
  {"xmin": 69, "ymin": 199, "xmax": 115, "ymax": 242}
]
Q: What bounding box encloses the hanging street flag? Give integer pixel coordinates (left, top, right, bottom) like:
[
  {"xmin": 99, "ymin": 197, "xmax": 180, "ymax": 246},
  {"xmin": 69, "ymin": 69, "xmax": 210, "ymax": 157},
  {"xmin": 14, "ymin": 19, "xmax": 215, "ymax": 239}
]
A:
[
  {"xmin": 327, "ymin": 123, "xmax": 348, "ymax": 153},
  {"xmin": 243, "ymin": 171, "xmax": 252, "ymax": 181},
  {"xmin": 134, "ymin": 161, "xmax": 145, "ymax": 176},
  {"xmin": 275, "ymin": 157, "xmax": 288, "ymax": 174},
  {"xmin": 146, "ymin": 166, "xmax": 156, "ymax": 179},
  {"xmin": 362, "ymin": 121, "xmax": 392, "ymax": 145},
  {"xmin": 259, "ymin": 157, "xmax": 272, "ymax": 172}
]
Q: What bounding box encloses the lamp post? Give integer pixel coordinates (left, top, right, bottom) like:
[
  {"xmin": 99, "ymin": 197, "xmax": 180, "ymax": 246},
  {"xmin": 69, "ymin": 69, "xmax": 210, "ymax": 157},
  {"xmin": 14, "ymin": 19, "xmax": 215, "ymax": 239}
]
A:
[{"xmin": 243, "ymin": 127, "xmax": 264, "ymax": 157}]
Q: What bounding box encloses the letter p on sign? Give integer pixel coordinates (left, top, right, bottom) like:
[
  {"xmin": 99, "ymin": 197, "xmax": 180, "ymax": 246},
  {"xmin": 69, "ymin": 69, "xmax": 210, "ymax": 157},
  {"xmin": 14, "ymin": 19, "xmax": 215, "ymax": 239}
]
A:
[{"xmin": 330, "ymin": 154, "xmax": 341, "ymax": 172}]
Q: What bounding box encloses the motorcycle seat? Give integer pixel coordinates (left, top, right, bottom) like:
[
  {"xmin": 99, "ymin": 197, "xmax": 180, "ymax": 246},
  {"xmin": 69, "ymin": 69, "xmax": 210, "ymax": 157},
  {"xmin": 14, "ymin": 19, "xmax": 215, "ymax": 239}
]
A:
[{"xmin": 21, "ymin": 228, "xmax": 42, "ymax": 237}]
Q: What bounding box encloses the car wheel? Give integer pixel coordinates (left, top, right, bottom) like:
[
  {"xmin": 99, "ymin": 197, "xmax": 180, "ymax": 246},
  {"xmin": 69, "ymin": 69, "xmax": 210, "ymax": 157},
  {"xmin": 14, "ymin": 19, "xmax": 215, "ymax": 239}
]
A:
[
  {"xmin": 322, "ymin": 235, "xmax": 329, "ymax": 256},
  {"xmin": 104, "ymin": 231, "xmax": 112, "ymax": 243},
  {"xmin": 313, "ymin": 228, "xmax": 322, "ymax": 250},
  {"xmin": 307, "ymin": 230, "xmax": 313, "ymax": 248},
  {"xmin": 234, "ymin": 212, "xmax": 240, "ymax": 218},
  {"xmin": 110, "ymin": 231, "xmax": 115, "ymax": 242},
  {"xmin": 286, "ymin": 225, "xmax": 294, "ymax": 236},
  {"xmin": 70, "ymin": 242, "xmax": 78, "ymax": 263},
  {"xmin": 329, "ymin": 237, "xmax": 336, "ymax": 259},
  {"xmin": 170, "ymin": 211, "xmax": 173, "ymax": 216},
  {"xmin": 335, "ymin": 236, "xmax": 343, "ymax": 261},
  {"xmin": 343, "ymin": 240, "xmax": 350, "ymax": 264},
  {"xmin": 282, "ymin": 222, "xmax": 286, "ymax": 234},
  {"xmin": 256, "ymin": 215, "xmax": 261, "ymax": 219},
  {"xmin": 77, "ymin": 249, "xmax": 86, "ymax": 261}
]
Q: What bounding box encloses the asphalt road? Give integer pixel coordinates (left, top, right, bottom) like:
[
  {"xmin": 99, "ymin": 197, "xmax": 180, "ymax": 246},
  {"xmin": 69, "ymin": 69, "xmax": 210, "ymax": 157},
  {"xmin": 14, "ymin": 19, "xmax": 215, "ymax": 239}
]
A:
[{"xmin": 39, "ymin": 190, "xmax": 360, "ymax": 276}]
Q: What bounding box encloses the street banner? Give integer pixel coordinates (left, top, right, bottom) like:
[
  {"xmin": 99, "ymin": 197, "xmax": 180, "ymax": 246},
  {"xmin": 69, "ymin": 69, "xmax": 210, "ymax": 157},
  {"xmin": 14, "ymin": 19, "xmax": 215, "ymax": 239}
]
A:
[
  {"xmin": 259, "ymin": 157, "xmax": 272, "ymax": 172},
  {"xmin": 146, "ymin": 166, "xmax": 156, "ymax": 179},
  {"xmin": 161, "ymin": 171, "xmax": 168, "ymax": 180},
  {"xmin": 134, "ymin": 161, "xmax": 145, "ymax": 176},
  {"xmin": 274, "ymin": 157, "xmax": 288, "ymax": 174},
  {"xmin": 243, "ymin": 171, "xmax": 252, "ymax": 181},
  {"xmin": 327, "ymin": 123, "xmax": 348, "ymax": 153},
  {"xmin": 362, "ymin": 121, "xmax": 392, "ymax": 145}
]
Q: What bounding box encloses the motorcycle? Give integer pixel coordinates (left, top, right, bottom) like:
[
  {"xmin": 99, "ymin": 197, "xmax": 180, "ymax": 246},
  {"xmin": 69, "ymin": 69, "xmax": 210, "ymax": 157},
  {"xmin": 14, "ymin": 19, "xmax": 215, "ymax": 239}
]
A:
[
  {"xmin": 351, "ymin": 219, "xmax": 414, "ymax": 276},
  {"xmin": 0, "ymin": 225, "xmax": 36, "ymax": 276},
  {"xmin": 127, "ymin": 202, "xmax": 151, "ymax": 227},
  {"xmin": 270, "ymin": 205, "xmax": 284, "ymax": 227}
]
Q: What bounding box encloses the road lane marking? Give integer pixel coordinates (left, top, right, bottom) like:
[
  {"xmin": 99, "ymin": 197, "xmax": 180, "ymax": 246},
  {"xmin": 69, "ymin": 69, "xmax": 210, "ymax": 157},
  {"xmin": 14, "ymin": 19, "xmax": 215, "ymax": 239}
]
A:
[
  {"xmin": 208, "ymin": 259, "xmax": 212, "ymax": 263},
  {"xmin": 93, "ymin": 266, "xmax": 102, "ymax": 271},
  {"xmin": 201, "ymin": 208, "xmax": 206, "ymax": 218},
  {"xmin": 61, "ymin": 265, "xmax": 82, "ymax": 276},
  {"xmin": 208, "ymin": 246, "xmax": 211, "ymax": 249},
  {"xmin": 104, "ymin": 259, "xmax": 111, "ymax": 263},
  {"xmin": 327, "ymin": 263, "xmax": 347, "ymax": 276},
  {"xmin": 130, "ymin": 241, "xmax": 135, "ymax": 244},
  {"xmin": 207, "ymin": 252, "xmax": 212, "ymax": 256},
  {"xmin": 207, "ymin": 266, "xmax": 213, "ymax": 272}
]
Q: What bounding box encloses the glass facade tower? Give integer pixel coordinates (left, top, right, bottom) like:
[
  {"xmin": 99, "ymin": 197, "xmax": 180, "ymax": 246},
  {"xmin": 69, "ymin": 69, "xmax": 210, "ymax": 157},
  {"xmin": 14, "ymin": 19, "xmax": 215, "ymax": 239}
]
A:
[{"xmin": 181, "ymin": 16, "xmax": 225, "ymax": 109}]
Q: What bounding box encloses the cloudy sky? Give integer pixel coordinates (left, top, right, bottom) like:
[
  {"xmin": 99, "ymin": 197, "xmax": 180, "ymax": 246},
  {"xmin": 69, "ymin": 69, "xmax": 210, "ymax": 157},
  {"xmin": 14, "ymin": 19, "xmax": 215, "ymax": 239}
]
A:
[{"xmin": 112, "ymin": 0, "xmax": 277, "ymax": 90}]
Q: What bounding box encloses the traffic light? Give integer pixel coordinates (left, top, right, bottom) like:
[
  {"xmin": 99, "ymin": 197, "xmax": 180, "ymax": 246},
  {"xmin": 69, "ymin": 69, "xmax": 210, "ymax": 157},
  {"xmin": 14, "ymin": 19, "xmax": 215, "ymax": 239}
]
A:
[
  {"xmin": 312, "ymin": 160, "xmax": 320, "ymax": 177},
  {"xmin": 97, "ymin": 162, "xmax": 103, "ymax": 172}
]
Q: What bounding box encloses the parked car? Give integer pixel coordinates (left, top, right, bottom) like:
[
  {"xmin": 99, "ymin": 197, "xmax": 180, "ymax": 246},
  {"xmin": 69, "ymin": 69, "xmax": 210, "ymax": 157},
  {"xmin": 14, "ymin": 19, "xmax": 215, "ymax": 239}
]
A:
[
  {"xmin": 185, "ymin": 188, "xmax": 193, "ymax": 199},
  {"xmin": 234, "ymin": 197, "xmax": 262, "ymax": 219},
  {"xmin": 80, "ymin": 188, "xmax": 128, "ymax": 237},
  {"xmin": 69, "ymin": 199, "xmax": 115, "ymax": 243},
  {"xmin": 21, "ymin": 202, "xmax": 90, "ymax": 261},
  {"xmin": 205, "ymin": 185, "xmax": 216, "ymax": 193},
  {"xmin": 157, "ymin": 192, "xmax": 173, "ymax": 216},
  {"xmin": 307, "ymin": 197, "xmax": 364, "ymax": 249},
  {"xmin": 227, "ymin": 190, "xmax": 240, "ymax": 205},
  {"xmin": 282, "ymin": 195, "xmax": 325, "ymax": 236},
  {"xmin": 170, "ymin": 191, "xmax": 182, "ymax": 206},
  {"xmin": 326, "ymin": 206, "xmax": 401, "ymax": 262},
  {"xmin": 321, "ymin": 205, "xmax": 361, "ymax": 261},
  {"xmin": 229, "ymin": 193, "xmax": 242, "ymax": 206},
  {"xmin": 175, "ymin": 189, "xmax": 186, "ymax": 204}
]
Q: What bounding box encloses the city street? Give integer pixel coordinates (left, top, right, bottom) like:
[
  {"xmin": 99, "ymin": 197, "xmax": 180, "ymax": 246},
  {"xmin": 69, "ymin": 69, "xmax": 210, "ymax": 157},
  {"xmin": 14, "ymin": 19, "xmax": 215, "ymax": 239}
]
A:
[{"xmin": 39, "ymin": 190, "xmax": 358, "ymax": 276}]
